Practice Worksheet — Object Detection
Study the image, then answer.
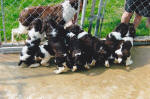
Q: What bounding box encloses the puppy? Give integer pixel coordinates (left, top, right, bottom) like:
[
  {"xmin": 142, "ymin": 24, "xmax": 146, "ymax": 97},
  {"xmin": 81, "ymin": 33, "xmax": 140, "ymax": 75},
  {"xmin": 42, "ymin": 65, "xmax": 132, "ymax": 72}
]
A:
[
  {"xmin": 18, "ymin": 17, "xmax": 68, "ymax": 72},
  {"xmin": 114, "ymin": 23, "xmax": 135, "ymax": 66},
  {"xmin": 18, "ymin": 18, "xmax": 45, "ymax": 67},
  {"xmin": 66, "ymin": 32, "xmax": 88, "ymax": 72},
  {"xmin": 18, "ymin": 39, "xmax": 41, "ymax": 67},
  {"xmin": 104, "ymin": 23, "xmax": 130, "ymax": 67},
  {"xmin": 67, "ymin": 25, "xmax": 102, "ymax": 67},
  {"xmin": 43, "ymin": 18, "xmax": 69, "ymax": 74},
  {"xmin": 11, "ymin": 0, "xmax": 83, "ymax": 42},
  {"xmin": 35, "ymin": 41, "xmax": 55, "ymax": 67}
]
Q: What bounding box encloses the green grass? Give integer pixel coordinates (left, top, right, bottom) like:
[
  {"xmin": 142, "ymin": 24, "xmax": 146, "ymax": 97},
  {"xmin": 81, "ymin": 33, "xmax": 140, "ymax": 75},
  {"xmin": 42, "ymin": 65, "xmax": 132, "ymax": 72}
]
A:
[{"xmin": 0, "ymin": 0, "xmax": 150, "ymax": 41}]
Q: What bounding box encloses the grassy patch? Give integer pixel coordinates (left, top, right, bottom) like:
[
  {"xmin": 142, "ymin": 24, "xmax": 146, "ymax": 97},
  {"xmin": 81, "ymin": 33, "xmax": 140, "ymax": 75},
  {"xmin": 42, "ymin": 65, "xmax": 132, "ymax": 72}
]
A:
[{"xmin": 0, "ymin": 0, "xmax": 150, "ymax": 41}]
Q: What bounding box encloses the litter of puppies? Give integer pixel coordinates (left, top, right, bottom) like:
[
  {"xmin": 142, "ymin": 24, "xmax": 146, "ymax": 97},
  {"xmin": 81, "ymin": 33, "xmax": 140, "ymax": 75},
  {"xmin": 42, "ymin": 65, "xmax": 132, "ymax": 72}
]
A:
[{"xmin": 17, "ymin": 0, "xmax": 136, "ymax": 74}]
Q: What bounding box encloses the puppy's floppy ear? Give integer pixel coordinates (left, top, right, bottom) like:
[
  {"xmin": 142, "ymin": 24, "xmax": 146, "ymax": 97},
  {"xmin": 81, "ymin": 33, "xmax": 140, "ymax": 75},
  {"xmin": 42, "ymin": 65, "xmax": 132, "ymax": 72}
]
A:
[
  {"xmin": 115, "ymin": 23, "xmax": 128, "ymax": 37},
  {"xmin": 48, "ymin": 17, "xmax": 58, "ymax": 29},
  {"xmin": 33, "ymin": 18, "xmax": 43, "ymax": 32}
]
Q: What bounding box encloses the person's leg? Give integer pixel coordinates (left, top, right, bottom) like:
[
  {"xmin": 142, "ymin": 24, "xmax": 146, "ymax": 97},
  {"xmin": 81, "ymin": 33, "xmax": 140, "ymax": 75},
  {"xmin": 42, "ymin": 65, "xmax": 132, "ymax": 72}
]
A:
[
  {"xmin": 133, "ymin": 13, "xmax": 142, "ymax": 28},
  {"xmin": 146, "ymin": 17, "xmax": 150, "ymax": 28},
  {"xmin": 121, "ymin": 11, "xmax": 133, "ymax": 24}
]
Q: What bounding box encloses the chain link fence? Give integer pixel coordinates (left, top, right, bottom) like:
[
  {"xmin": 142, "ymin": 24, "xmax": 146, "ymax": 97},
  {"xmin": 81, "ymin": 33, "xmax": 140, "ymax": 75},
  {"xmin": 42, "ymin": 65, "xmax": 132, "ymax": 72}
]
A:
[
  {"xmin": 0, "ymin": 0, "xmax": 66, "ymax": 44},
  {"xmin": 0, "ymin": 0, "xmax": 150, "ymax": 48},
  {"xmin": 125, "ymin": 0, "xmax": 150, "ymax": 17}
]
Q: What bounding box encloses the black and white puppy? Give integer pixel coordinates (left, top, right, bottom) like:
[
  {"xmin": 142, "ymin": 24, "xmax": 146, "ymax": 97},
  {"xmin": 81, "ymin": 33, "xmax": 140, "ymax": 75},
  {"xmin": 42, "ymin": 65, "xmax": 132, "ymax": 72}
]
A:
[
  {"xmin": 26, "ymin": 18, "xmax": 45, "ymax": 46},
  {"xmin": 96, "ymin": 40, "xmax": 114, "ymax": 67},
  {"xmin": 18, "ymin": 39, "xmax": 41, "ymax": 67},
  {"xmin": 104, "ymin": 23, "xmax": 129, "ymax": 67},
  {"xmin": 66, "ymin": 32, "xmax": 88, "ymax": 72},
  {"xmin": 114, "ymin": 23, "xmax": 135, "ymax": 66},
  {"xmin": 78, "ymin": 32, "xmax": 99, "ymax": 67},
  {"xmin": 43, "ymin": 18, "xmax": 69, "ymax": 74},
  {"xmin": 66, "ymin": 25, "xmax": 99, "ymax": 68},
  {"xmin": 35, "ymin": 41, "xmax": 55, "ymax": 67},
  {"xmin": 18, "ymin": 18, "xmax": 45, "ymax": 67}
]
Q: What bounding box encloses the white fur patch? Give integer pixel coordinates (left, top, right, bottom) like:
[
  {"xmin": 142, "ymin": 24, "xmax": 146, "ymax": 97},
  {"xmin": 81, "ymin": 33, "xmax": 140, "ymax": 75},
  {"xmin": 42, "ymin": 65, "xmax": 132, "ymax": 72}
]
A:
[
  {"xmin": 25, "ymin": 7, "xmax": 29, "ymax": 11},
  {"xmin": 75, "ymin": 52, "xmax": 81, "ymax": 56},
  {"xmin": 109, "ymin": 32, "xmax": 122, "ymax": 40},
  {"xmin": 90, "ymin": 59, "xmax": 96, "ymax": 66},
  {"xmin": 54, "ymin": 67, "xmax": 65, "ymax": 74},
  {"xmin": 63, "ymin": 53, "xmax": 67, "ymax": 57},
  {"xmin": 50, "ymin": 29, "xmax": 57, "ymax": 37},
  {"xmin": 77, "ymin": 32, "xmax": 88, "ymax": 39},
  {"xmin": 72, "ymin": 66, "xmax": 77, "ymax": 72},
  {"xmin": 100, "ymin": 47, "xmax": 103, "ymax": 50},
  {"xmin": 28, "ymin": 28, "xmax": 44, "ymax": 41},
  {"xmin": 114, "ymin": 58, "xmax": 118, "ymax": 64},
  {"xmin": 40, "ymin": 45, "xmax": 51, "ymax": 58},
  {"xmin": 118, "ymin": 58, "xmax": 122, "ymax": 63},
  {"xmin": 125, "ymin": 31, "xmax": 130, "ymax": 37},
  {"xmin": 115, "ymin": 43, "xmax": 123, "ymax": 55},
  {"xmin": 122, "ymin": 37, "xmax": 133, "ymax": 46},
  {"xmin": 67, "ymin": 32, "xmax": 75, "ymax": 38},
  {"xmin": 38, "ymin": 43, "xmax": 54, "ymax": 66},
  {"xmin": 42, "ymin": 40, "xmax": 49, "ymax": 45},
  {"xmin": 62, "ymin": 0, "xmax": 77, "ymax": 23},
  {"xmin": 105, "ymin": 60, "xmax": 110, "ymax": 67},
  {"xmin": 20, "ymin": 46, "xmax": 30, "ymax": 61},
  {"xmin": 108, "ymin": 55, "xmax": 114, "ymax": 59},
  {"xmin": 84, "ymin": 63, "xmax": 90, "ymax": 69},
  {"xmin": 126, "ymin": 56, "xmax": 133, "ymax": 66}
]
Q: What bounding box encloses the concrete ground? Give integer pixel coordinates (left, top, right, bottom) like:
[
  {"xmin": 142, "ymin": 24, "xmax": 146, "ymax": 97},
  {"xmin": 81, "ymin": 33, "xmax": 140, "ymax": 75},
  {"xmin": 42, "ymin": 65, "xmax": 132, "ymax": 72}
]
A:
[{"xmin": 0, "ymin": 46, "xmax": 150, "ymax": 99}]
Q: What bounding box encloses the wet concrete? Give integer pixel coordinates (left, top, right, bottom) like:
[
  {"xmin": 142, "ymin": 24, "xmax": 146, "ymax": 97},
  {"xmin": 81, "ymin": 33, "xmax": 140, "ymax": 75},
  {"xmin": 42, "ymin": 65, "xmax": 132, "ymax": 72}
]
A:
[{"xmin": 0, "ymin": 46, "xmax": 150, "ymax": 99}]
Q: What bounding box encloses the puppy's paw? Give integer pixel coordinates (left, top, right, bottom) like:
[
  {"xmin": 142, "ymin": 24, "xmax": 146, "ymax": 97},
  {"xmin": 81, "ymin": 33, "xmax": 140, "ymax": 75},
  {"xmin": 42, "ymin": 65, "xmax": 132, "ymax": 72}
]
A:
[
  {"xmin": 118, "ymin": 58, "xmax": 122, "ymax": 64},
  {"xmin": 53, "ymin": 70, "xmax": 61, "ymax": 74},
  {"xmin": 29, "ymin": 63, "xmax": 40, "ymax": 68},
  {"xmin": 41, "ymin": 63, "xmax": 49, "ymax": 67},
  {"xmin": 54, "ymin": 67, "xmax": 65, "ymax": 74},
  {"xmin": 72, "ymin": 66, "xmax": 77, "ymax": 72},
  {"xmin": 105, "ymin": 60, "xmax": 110, "ymax": 68},
  {"xmin": 114, "ymin": 58, "xmax": 119, "ymax": 64},
  {"xmin": 126, "ymin": 59, "xmax": 133, "ymax": 66},
  {"xmin": 84, "ymin": 64, "xmax": 90, "ymax": 69},
  {"xmin": 89, "ymin": 59, "xmax": 96, "ymax": 67}
]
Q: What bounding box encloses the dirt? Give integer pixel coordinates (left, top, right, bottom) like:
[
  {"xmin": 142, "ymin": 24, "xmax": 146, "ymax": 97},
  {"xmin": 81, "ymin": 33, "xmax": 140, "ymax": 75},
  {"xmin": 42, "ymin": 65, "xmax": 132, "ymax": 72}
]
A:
[{"xmin": 0, "ymin": 46, "xmax": 150, "ymax": 99}]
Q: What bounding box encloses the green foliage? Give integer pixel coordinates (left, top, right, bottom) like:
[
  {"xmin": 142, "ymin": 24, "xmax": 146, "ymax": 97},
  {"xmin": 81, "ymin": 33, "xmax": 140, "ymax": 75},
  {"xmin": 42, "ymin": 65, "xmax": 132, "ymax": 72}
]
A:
[{"xmin": 0, "ymin": 0, "xmax": 150, "ymax": 41}]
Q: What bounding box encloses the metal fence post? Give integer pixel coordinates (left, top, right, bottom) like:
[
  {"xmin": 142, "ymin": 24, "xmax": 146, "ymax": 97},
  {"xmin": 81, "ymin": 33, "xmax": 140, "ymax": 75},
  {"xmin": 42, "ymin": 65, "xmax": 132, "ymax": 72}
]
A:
[
  {"xmin": 1, "ymin": 0, "xmax": 6, "ymax": 42},
  {"xmin": 76, "ymin": 0, "xmax": 81, "ymax": 24},
  {"xmin": 88, "ymin": 0, "xmax": 96, "ymax": 34},
  {"xmin": 81, "ymin": 0, "xmax": 88, "ymax": 27},
  {"xmin": 94, "ymin": 0, "xmax": 103, "ymax": 37},
  {"xmin": 0, "ymin": 29, "xmax": 1, "ymax": 44},
  {"xmin": 99, "ymin": 0, "xmax": 107, "ymax": 37}
]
